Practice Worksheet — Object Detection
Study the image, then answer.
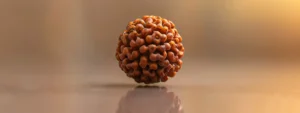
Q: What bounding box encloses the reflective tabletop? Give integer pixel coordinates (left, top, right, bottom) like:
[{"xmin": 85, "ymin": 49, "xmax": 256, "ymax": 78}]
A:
[{"xmin": 1, "ymin": 62, "xmax": 300, "ymax": 113}]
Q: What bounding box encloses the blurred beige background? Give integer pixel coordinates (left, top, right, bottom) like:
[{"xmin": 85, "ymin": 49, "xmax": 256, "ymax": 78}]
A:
[
  {"xmin": 0, "ymin": 0, "xmax": 300, "ymax": 76},
  {"xmin": 1, "ymin": 0, "xmax": 300, "ymax": 67},
  {"xmin": 0, "ymin": 0, "xmax": 299, "ymax": 80},
  {"xmin": 0, "ymin": 0, "xmax": 300, "ymax": 84}
]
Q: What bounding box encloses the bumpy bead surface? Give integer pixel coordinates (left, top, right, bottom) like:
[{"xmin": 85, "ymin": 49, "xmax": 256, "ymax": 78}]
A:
[{"xmin": 116, "ymin": 15, "xmax": 184, "ymax": 84}]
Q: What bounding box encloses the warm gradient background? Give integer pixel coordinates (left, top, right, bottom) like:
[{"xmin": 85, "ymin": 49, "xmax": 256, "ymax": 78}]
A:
[{"xmin": 0, "ymin": 0, "xmax": 300, "ymax": 113}]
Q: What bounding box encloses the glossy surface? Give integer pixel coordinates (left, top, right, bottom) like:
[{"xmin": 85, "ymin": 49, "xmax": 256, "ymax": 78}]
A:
[{"xmin": 1, "ymin": 62, "xmax": 300, "ymax": 113}]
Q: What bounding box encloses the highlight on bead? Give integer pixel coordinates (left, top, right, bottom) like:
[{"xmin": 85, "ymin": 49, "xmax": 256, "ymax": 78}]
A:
[{"xmin": 115, "ymin": 15, "xmax": 184, "ymax": 84}]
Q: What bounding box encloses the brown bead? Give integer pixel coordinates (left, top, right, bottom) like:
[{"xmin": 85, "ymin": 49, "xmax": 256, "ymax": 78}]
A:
[
  {"xmin": 149, "ymin": 63, "xmax": 158, "ymax": 70},
  {"xmin": 134, "ymin": 18, "xmax": 142, "ymax": 24},
  {"xmin": 177, "ymin": 59, "xmax": 183, "ymax": 66},
  {"xmin": 165, "ymin": 64, "xmax": 173, "ymax": 72},
  {"xmin": 116, "ymin": 54, "xmax": 120, "ymax": 61},
  {"xmin": 133, "ymin": 70, "xmax": 141, "ymax": 76},
  {"xmin": 164, "ymin": 43, "xmax": 171, "ymax": 50},
  {"xmin": 148, "ymin": 44, "xmax": 156, "ymax": 53},
  {"xmin": 116, "ymin": 47, "xmax": 121, "ymax": 54},
  {"xmin": 174, "ymin": 65, "xmax": 181, "ymax": 72},
  {"xmin": 134, "ymin": 77, "xmax": 142, "ymax": 83},
  {"xmin": 140, "ymin": 55, "xmax": 147, "ymax": 62},
  {"xmin": 150, "ymin": 76, "xmax": 158, "ymax": 83},
  {"xmin": 122, "ymin": 58, "xmax": 129, "ymax": 64},
  {"xmin": 120, "ymin": 45, "xmax": 125, "ymax": 51},
  {"xmin": 161, "ymin": 26, "xmax": 168, "ymax": 34},
  {"xmin": 157, "ymin": 69, "xmax": 165, "ymax": 77},
  {"xmin": 125, "ymin": 63, "xmax": 131, "ymax": 69},
  {"xmin": 160, "ymin": 34, "xmax": 167, "ymax": 43},
  {"xmin": 128, "ymin": 31, "xmax": 137, "ymax": 40},
  {"xmin": 171, "ymin": 48, "xmax": 179, "ymax": 54},
  {"xmin": 132, "ymin": 61, "xmax": 139, "ymax": 69},
  {"xmin": 162, "ymin": 18, "xmax": 168, "ymax": 24},
  {"xmin": 130, "ymin": 40, "xmax": 137, "ymax": 48},
  {"xmin": 174, "ymin": 38, "xmax": 180, "ymax": 43},
  {"xmin": 118, "ymin": 40, "xmax": 122, "ymax": 46},
  {"xmin": 139, "ymin": 56, "xmax": 148, "ymax": 68},
  {"xmin": 119, "ymin": 54, "xmax": 126, "ymax": 60},
  {"xmin": 149, "ymin": 23, "xmax": 157, "ymax": 30},
  {"xmin": 142, "ymin": 15, "xmax": 150, "ymax": 20},
  {"xmin": 174, "ymin": 56, "xmax": 179, "ymax": 63},
  {"xmin": 167, "ymin": 52, "xmax": 176, "ymax": 62},
  {"xmin": 142, "ymin": 28, "xmax": 152, "ymax": 36},
  {"xmin": 163, "ymin": 21, "xmax": 171, "ymax": 29},
  {"xmin": 135, "ymin": 24, "xmax": 144, "ymax": 33},
  {"xmin": 169, "ymin": 21, "xmax": 175, "ymax": 28},
  {"xmin": 155, "ymin": 18, "xmax": 162, "ymax": 25},
  {"xmin": 149, "ymin": 71, "xmax": 156, "ymax": 77},
  {"xmin": 127, "ymin": 72, "xmax": 134, "ymax": 77},
  {"xmin": 167, "ymin": 71, "xmax": 176, "ymax": 77},
  {"xmin": 121, "ymin": 63, "xmax": 127, "ymax": 70},
  {"xmin": 128, "ymin": 21, "xmax": 134, "ymax": 26},
  {"xmin": 157, "ymin": 54, "xmax": 165, "ymax": 61},
  {"xmin": 162, "ymin": 51, "xmax": 167, "ymax": 59},
  {"xmin": 157, "ymin": 24, "xmax": 165, "ymax": 33},
  {"xmin": 145, "ymin": 22, "xmax": 151, "ymax": 28},
  {"xmin": 121, "ymin": 64, "xmax": 126, "ymax": 70},
  {"xmin": 157, "ymin": 45, "xmax": 166, "ymax": 53},
  {"xmin": 169, "ymin": 41, "xmax": 176, "ymax": 47},
  {"xmin": 116, "ymin": 15, "xmax": 184, "ymax": 84},
  {"xmin": 178, "ymin": 51, "xmax": 184, "ymax": 59},
  {"xmin": 153, "ymin": 31, "xmax": 161, "ymax": 38},
  {"xmin": 161, "ymin": 75, "xmax": 168, "ymax": 82},
  {"xmin": 122, "ymin": 47, "xmax": 129, "ymax": 54},
  {"xmin": 149, "ymin": 53, "xmax": 158, "ymax": 61},
  {"xmin": 174, "ymin": 29, "xmax": 178, "ymax": 34},
  {"xmin": 169, "ymin": 29, "xmax": 176, "ymax": 35},
  {"xmin": 153, "ymin": 39, "xmax": 160, "ymax": 45},
  {"xmin": 139, "ymin": 45, "xmax": 148, "ymax": 54},
  {"xmin": 178, "ymin": 37, "xmax": 182, "ymax": 42},
  {"xmin": 139, "ymin": 19, "xmax": 146, "ymax": 25},
  {"xmin": 152, "ymin": 16, "xmax": 158, "ymax": 22},
  {"xmin": 145, "ymin": 35, "xmax": 153, "ymax": 44},
  {"xmin": 135, "ymin": 19, "xmax": 146, "ymax": 25},
  {"xmin": 131, "ymin": 51, "xmax": 139, "ymax": 60},
  {"xmin": 143, "ymin": 69, "xmax": 150, "ymax": 76},
  {"xmin": 127, "ymin": 55, "xmax": 133, "ymax": 61},
  {"xmin": 175, "ymin": 33, "xmax": 181, "ymax": 38},
  {"xmin": 177, "ymin": 43, "xmax": 183, "ymax": 49},
  {"xmin": 181, "ymin": 47, "xmax": 185, "ymax": 52},
  {"xmin": 167, "ymin": 33, "xmax": 173, "ymax": 41},
  {"xmin": 126, "ymin": 25, "xmax": 135, "ymax": 32},
  {"xmin": 163, "ymin": 60, "xmax": 170, "ymax": 67},
  {"xmin": 121, "ymin": 35, "xmax": 128, "ymax": 45},
  {"xmin": 158, "ymin": 61, "xmax": 164, "ymax": 67},
  {"xmin": 141, "ymin": 76, "xmax": 148, "ymax": 82},
  {"xmin": 136, "ymin": 37, "xmax": 145, "ymax": 46},
  {"xmin": 145, "ymin": 17, "xmax": 153, "ymax": 23},
  {"xmin": 123, "ymin": 68, "xmax": 129, "ymax": 73}
]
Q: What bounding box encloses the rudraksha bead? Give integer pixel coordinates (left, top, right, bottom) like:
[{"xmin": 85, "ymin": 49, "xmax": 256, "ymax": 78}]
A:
[{"xmin": 116, "ymin": 15, "xmax": 184, "ymax": 84}]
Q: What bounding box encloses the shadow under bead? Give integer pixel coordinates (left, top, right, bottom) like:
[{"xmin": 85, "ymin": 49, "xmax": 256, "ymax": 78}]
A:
[{"xmin": 116, "ymin": 15, "xmax": 184, "ymax": 84}]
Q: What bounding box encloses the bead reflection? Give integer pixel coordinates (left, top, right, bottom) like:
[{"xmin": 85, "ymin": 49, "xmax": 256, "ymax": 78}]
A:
[{"xmin": 116, "ymin": 86, "xmax": 184, "ymax": 113}]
